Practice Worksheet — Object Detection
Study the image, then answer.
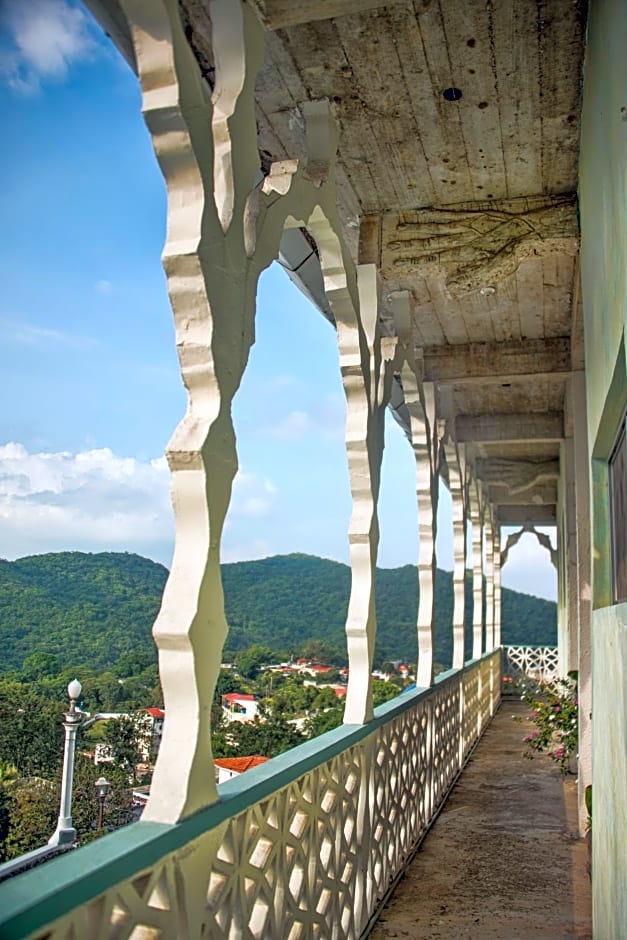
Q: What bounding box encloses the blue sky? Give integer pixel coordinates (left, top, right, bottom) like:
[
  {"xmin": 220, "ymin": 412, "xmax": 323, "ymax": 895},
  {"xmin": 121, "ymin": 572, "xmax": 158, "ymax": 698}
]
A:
[{"xmin": 0, "ymin": 0, "xmax": 557, "ymax": 600}]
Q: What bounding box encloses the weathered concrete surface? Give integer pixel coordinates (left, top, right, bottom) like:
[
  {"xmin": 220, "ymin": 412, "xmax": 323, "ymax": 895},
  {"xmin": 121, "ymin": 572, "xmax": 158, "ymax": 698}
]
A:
[{"xmin": 371, "ymin": 701, "xmax": 591, "ymax": 939}]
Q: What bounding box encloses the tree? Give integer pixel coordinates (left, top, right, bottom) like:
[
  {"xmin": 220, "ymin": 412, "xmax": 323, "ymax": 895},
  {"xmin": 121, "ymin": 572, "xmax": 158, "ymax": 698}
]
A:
[
  {"xmin": 0, "ymin": 681, "xmax": 64, "ymax": 779},
  {"xmin": 72, "ymin": 757, "xmax": 134, "ymax": 839},
  {"xmin": 20, "ymin": 652, "xmax": 60, "ymax": 682},
  {"xmin": 372, "ymin": 680, "xmax": 402, "ymax": 707},
  {"xmin": 303, "ymin": 704, "xmax": 343, "ymax": 738},
  {"xmin": 236, "ymin": 646, "xmax": 274, "ymax": 680},
  {"xmin": 1, "ymin": 777, "xmax": 59, "ymax": 861},
  {"xmin": 213, "ymin": 668, "xmax": 242, "ymax": 705},
  {"xmin": 102, "ymin": 714, "xmax": 150, "ymax": 782},
  {"xmin": 0, "ymin": 762, "xmax": 18, "ymax": 862},
  {"xmin": 214, "ymin": 715, "xmax": 304, "ymax": 760}
]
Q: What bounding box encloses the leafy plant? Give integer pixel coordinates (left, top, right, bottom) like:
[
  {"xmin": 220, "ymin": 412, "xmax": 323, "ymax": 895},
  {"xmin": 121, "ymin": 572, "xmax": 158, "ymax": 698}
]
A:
[{"xmin": 519, "ymin": 672, "xmax": 578, "ymax": 775}]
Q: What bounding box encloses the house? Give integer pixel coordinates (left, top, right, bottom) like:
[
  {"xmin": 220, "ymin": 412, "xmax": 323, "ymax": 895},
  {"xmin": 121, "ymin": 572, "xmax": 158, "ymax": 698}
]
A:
[
  {"xmin": 91, "ymin": 708, "xmax": 165, "ymax": 765},
  {"xmin": 213, "ymin": 756, "xmax": 269, "ymax": 785},
  {"xmin": 221, "ymin": 693, "xmax": 260, "ymax": 723}
]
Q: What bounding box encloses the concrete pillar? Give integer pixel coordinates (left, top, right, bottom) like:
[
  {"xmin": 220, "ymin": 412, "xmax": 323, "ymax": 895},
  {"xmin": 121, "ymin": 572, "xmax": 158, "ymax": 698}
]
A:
[
  {"xmin": 411, "ymin": 381, "xmax": 440, "ymax": 688},
  {"xmin": 484, "ymin": 516, "xmax": 495, "ymax": 651},
  {"xmin": 339, "ymin": 264, "xmax": 393, "ymax": 724},
  {"xmin": 123, "ymin": 0, "xmax": 392, "ymax": 820},
  {"xmin": 447, "ymin": 442, "xmax": 467, "ymax": 670},
  {"xmin": 572, "ymin": 371, "xmax": 592, "ymax": 833},
  {"xmin": 563, "ymin": 436, "xmax": 580, "ymax": 674},
  {"xmin": 470, "ymin": 482, "xmax": 484, "ymax": 660},
  {"xmin": 557, "ymin": 435, "xmax": 579, "ymax": 678},
  {"xmin": 493, "ymin": 522, "xmax": 502, "ymax": 649}
]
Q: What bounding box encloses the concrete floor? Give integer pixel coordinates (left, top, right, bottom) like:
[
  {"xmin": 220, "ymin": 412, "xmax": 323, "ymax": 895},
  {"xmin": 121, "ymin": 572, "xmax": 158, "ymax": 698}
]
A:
[{"xmin": 370, "ymin": 700, "xmax": 592, "ymax": 940}]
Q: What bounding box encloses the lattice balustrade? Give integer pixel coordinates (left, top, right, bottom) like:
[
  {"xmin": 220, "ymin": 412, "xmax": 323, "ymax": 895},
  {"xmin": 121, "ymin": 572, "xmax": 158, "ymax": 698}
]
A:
[
  {"xmin": 479, "ymin": 657, "xmax": 492, "ymax": 730},
  {"xmin": 430, "ymin": 675, "xmax": 462, "ymax": 808},
  {"xmin": 489, "ymin": 652, "xmax": 500, "ymax": 715},
  {"xmin": 1, "ymin": 652, "xmax": 500, "ymax": 940},
  {"xmin": 502, "ymin": 646, "xmax": 559, "ymax": 690},
  {"xmin": 461, "ymin": 662, "xmax": 481, "ymax": 761}
]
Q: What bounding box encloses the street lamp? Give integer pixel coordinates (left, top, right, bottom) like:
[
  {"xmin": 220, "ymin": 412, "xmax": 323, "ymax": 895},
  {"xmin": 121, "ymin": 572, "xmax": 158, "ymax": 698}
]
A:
[
  {"xmin": 95, "ymin": 776, "xmax": 110, "ymax": 830},
  {"xmin": 48, "ymin": 679, "xmax": 83, "ymax": 846},
  {"xmin": 48, "ymin": 680, "xmax": 120, "ymax": 847}
]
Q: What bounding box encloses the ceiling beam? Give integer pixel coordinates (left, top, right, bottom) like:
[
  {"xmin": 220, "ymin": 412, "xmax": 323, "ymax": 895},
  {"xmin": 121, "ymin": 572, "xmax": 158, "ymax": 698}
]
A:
[
  {"xmin": 490, "ymin": 484, "xmax": 558, "ymax": 506},
  {"xmin": 456, "ymin": 413, "xmax": 563, "ymax": 444},
  {"xmin": 422, "ymin": 338, "xmax": 571, "ymax": 385},
  {"xmin": 497, "ymin": 506, "xmax": 557, "ymax": 525},
  {"xmin": 475, "ymin": 458, "xmax": 560, "ymax": 493}
]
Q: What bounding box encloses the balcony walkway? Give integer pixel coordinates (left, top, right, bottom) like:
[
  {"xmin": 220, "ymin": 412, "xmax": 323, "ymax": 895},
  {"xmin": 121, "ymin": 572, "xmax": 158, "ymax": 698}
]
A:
[{"xmin": 370, "ymin": 700, "xmax": 592, "ymax": 940}]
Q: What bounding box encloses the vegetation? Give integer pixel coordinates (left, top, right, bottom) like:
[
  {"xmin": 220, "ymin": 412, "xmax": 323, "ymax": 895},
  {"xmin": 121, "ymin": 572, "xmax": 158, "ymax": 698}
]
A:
[
  {"xmin": 518, "ymin": 672, "xmax": 579, "ymax": 774},
  {"xmin": 0, "ymin": 551, "xmax": 557, "ymax": 676},
  {"xmin": 0, "ymin": 550, "xmax": 557, "ymax": 860}
]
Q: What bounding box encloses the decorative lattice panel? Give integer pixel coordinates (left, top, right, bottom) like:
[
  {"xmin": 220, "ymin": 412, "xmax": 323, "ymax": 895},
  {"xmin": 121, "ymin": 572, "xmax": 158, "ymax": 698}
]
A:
[
  {"xmin": 502, "ymin": 646, "xmax": 559, "ymax": 686},
  {"xmin": 479, "ymin": 658, "xmax": 492, "ymax": 731},
  {"xmin": 489, "ymin": 653, "xmax": 501, "ymax": 715},
  {"xmin": 430, "ymin": 677, "xmax": 461, "ymax": 808},
  {"xmin": 24, "ymin": 653, "xmax": 501, "ymax": 940},
  {"xmin": 461, "ymin": 662, "xmax": 481, "ymax": 760}
]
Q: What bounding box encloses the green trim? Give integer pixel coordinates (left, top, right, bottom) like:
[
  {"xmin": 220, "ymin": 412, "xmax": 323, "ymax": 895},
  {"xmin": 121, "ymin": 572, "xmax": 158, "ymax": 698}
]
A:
[
  {"xmin": 591, "ymin": 337, "xmax": 627, "ymax": 609},
  {"xmin": 0, "ymin": 652, "xmax": 497, "ymax": 939}
]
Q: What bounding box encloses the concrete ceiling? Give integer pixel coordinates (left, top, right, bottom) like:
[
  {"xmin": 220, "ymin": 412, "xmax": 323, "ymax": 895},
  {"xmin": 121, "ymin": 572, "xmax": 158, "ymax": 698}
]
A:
[{"xmin": 87, "ymin": 0, "xmax": 589, "ymax": 524}]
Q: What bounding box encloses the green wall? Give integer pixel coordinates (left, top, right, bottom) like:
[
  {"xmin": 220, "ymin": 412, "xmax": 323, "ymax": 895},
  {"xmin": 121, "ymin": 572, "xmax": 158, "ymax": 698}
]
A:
[
  {"xmin": 579, "ymin": 0, "xmax": 627, "ymax": 935},
  {"xmin": 579, "ymin": 0, "xmax": 627, "ymax": 452}
]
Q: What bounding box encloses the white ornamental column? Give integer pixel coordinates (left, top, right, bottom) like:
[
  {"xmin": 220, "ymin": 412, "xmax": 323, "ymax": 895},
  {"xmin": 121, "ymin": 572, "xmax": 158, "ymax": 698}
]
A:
[
  {"xmin": 484, "ymin": 514, "xmax": 495, "ymax": 651},
  {"xmin": 493, "ymin": 520, "xmax": 502, "ymax": 649},
  {"xmin": 571, "ymin": 371, "xmax": 592, "ymax": 832},
  {"xmin": 320, "ymin": 259, "xmax": 393, "ymax": 724},
  {"xmin": 470, "ymin": 481, "xmax": 485, "ymax": 660},
  {"xmin": 447, "ymin": 439, "xmax": 468, "ymax": 670},
  {"xmin": 391, "ymin": 292, "xmax": 441, "ymax": 688},
  {"xmin": 123, "ymin": 0, "xmax": 392, "ymax": 820}
]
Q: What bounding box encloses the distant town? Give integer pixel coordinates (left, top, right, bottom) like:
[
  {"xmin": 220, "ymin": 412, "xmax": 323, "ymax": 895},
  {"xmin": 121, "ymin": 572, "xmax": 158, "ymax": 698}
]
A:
[{"xmin": 0, "ymin": 646, "xmax": 416, "ymax": 860}]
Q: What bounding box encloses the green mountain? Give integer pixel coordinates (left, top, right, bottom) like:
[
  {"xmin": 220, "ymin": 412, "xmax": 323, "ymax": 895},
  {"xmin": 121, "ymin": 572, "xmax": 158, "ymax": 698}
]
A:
[{"xmin": 0, "ymin": 551, "xmax": 556, "ymax": 673}]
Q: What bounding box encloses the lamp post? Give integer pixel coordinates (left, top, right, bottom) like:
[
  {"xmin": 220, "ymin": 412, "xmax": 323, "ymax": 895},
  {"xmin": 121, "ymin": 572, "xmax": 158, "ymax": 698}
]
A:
[
  {"xmin": 95, "ymin": 776, "xmax": 110, "ymax": 831},
  {"xmin": 48, "ymin": 678, "xmax": 83, "ymax": 846},
  {"xmin": 48, "ymin": 681, "xmax": 120, "ymax": 847}
]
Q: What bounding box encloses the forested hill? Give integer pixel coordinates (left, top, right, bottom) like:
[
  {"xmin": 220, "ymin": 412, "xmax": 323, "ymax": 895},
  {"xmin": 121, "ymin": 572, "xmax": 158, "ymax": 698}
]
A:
[{"xmin": 0, "ymin": 551, "xmax": 556, "ymax": 673}]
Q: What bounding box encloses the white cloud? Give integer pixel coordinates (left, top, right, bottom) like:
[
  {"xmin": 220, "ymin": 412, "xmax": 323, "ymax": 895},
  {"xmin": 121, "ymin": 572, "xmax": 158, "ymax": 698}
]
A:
[
  {"xmin": 95, "ymin": 279, "xmax": 112, "ymax": 294},
  {"xmin": 0, "ymin": 315, "xmax": 95, "ymax": 349},
  {"xmin": 0, "ymin": 444, "xmax": 282, "ymax": 564},
  {"xmin": 0, "ymin": 0, "xmax": 98, "ymax": 93},
  {"xmin": 229, "ymin": 469, "xmax": 278, "ymax": 519},
  {"xmin": 0, "ymin": 442, "xmax": 172, "ymax": 560},
  {"xmin": 265, "ymin": 410, "xmax": 312, "ymax": 440}
]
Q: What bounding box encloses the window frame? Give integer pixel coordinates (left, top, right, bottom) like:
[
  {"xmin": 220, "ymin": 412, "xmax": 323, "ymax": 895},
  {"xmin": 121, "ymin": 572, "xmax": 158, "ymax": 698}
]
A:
[{"xmin": 609, "ymin": 412, "xmax": 627, "ymax": 603}]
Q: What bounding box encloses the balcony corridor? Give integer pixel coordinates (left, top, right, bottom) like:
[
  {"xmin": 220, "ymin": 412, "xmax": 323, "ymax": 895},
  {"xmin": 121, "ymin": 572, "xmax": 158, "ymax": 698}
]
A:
[{"xmin": 371, "ymin": 701, "xmax": 592, "ymax": 940}]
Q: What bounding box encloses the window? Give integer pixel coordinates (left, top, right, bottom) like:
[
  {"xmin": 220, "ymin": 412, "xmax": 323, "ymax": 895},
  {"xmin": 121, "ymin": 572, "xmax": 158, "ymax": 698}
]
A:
[{"xmin": 609, "ymin": 414, "xmax": 627, "ymax": 602}]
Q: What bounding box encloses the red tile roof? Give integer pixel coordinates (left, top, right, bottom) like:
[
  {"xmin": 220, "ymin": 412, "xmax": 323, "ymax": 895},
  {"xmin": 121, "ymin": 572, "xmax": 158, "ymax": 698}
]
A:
[
  {"xmin": 222, "ymin": 693, "xmax": 256, "ymax": 702},
  {"xmin": 144, "ymin": 708, "xmax": 165, "ymax": 718},
  {"xmin": 214, "ymin": 756, "xmax": 269, "ymax": 773}
]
